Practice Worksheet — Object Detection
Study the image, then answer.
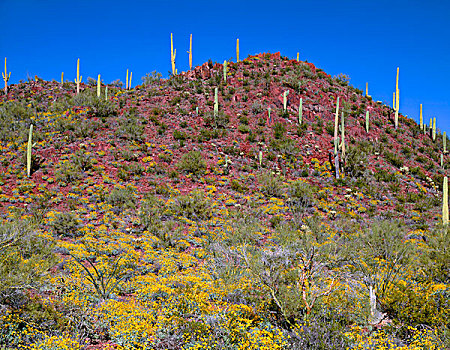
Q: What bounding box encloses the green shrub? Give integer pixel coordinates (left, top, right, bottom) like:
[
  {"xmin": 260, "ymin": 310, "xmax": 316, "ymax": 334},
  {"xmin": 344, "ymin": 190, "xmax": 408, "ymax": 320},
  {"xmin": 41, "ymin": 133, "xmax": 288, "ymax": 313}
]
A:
[
  {"xmin": 106, "ymin": 186, "xmax": 137, "ymax": 213},
  {"xmin": 273, "ymin": 122, "xmax": 286, "ymax": 139},
  {"xmin": 258, "ymin": 171, "xmax": 284, "ymax": 198},
  {"xmin": 48, "ymin": 212, "xmax": 82, "ymax": 238},
  {"xmin": 169, "ymin": 190, "xmax": 212, "ymax": 222},
  {"xmin": 177, "ymin": 150, "xmax": 207, "ymax": 177},
  {"xmin": 0, "ymin": 220, "xmax": 56, "ymax": 308}
]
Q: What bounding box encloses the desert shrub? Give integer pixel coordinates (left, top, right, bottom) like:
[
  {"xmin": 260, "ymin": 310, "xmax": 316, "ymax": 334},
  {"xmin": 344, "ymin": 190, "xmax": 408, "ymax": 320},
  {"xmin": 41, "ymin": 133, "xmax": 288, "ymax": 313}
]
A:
[
  {"xmin": 52, "ymin": 89, "xmax": 118, "ymax": 119},
  {"xmin": 273, "ymin": 122, "xmax": 286, "ymax": 139},
  {"xmin": 384, "ymin": 151, "xmax": 403, "ymax": 168},
  {"xmin": 344, "ymin": 145, "xmax": 369, "ymax": 179},
  {"xmin": 230, "ymin": 179, "xmax": 249, "ymax": 194},
  {"xmin": 0, "ymin": 220, "xmax": 56, "ymax": 311},
  {"xmin": 116, "ymin": 114, "xmax": 145, "ymax": 141},
  {"xmin": 285, "ymin": 180, "xmax": 315, "ymax": 223},
  {"xmin": 48, "ymin": 212, "xmax": 82, "ymax": 238},
  {"xmin": 173, "ymin": 129, "xmax": 188, "ymax": 141},
  {"xmin": 0, "ymin": 100, "xmax": 36, "ymax": 143},
  {"xmin": 106, "ymin": 186, "xmax": 137, "ymax": 213},
  {"xmin": 139, "ymin": 194, "xmax": 165, "ymax": 234},
  {"xmin": 177, "ymin": 150, "xmax": 207, "ymax": 177},
  {"xmin": 169, "ymin": 190, "xmax": 212, "ymax": 222},
  {"xmin": 203, "ymin": 111, "xmax": 230, "ymax": 129},
  {"xmin": 141, "ymin": 71, "xmax": 162, "ymax": 85},
  {"xmin": 55, "ymin": 161, "xmax": 83, "ymax": 183},
  {"xmin": 258, "ymin": 171, "xmax": 285, "ymax": 198}
]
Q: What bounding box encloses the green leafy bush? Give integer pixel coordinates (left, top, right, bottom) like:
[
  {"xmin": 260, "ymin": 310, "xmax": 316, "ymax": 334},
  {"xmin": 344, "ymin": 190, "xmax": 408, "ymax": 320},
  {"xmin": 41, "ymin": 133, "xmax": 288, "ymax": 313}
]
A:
[{"xmin": 176, "ymin": 150, "xmax": 207, "ymax": 177}]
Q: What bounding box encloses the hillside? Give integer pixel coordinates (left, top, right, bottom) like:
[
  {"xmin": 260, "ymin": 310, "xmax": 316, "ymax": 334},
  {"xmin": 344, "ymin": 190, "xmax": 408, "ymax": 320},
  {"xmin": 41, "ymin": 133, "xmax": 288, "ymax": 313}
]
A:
[{"xmin": 0, "ymin": 52, "xmax": 448, "ymax": 349}]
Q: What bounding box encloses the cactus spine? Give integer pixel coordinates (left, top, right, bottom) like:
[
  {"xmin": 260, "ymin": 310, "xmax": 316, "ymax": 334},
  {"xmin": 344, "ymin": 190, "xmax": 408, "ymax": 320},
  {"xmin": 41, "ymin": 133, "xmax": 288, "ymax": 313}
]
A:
[
  {"xmin": 420, "ymin": 104, "xmax": 423, "ymax": 130},
  {"xmin": 2, "ymin": 57, "xmax": 11, "ymax": 94},
  {"xmin": 74, "ymin": 58, "xmax": 82, "ymax": 95},
  {"xmin": 27, "ymin": 124, "xmax": 33, "ymax": 178},
  {"xmin": 214, "ymin": 87, "xmax": 218, "ymax": 117},
  {"xmin": 236, "ymin": 38, "xmax": 240, "ymax": 62},
  {"xmin": 223, "ymin": 60, "xmax": 227, "ymax": 82},
  {"xmin": 298, "ymin": 98, "xmax": 303, "ymax": 124},
  {"xmin": 171, "ymin": 33, "xmax": 177, "ymax": 76},
  {"xmin": 443, "ymin": 176, "xmax": 449, "ymax": 226},
  {"xmin": 97, "ymin": 74, "xmax": 101, "ymax": 97},
  {"xmin": 283, "ymin": 91, "xmax": 289, "ymax": 112},
  {"xmin": 366, "ymin": 110, "xmax": 369, "ymax": 133},
  {"xmin": 444, "ymin": 131, "xmax": 447, "ymax": 153}
]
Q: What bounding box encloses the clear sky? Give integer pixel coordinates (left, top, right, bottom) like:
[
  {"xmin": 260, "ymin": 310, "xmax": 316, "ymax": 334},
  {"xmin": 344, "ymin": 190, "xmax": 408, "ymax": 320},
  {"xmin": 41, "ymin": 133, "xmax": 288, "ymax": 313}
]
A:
[{"xmin": 1, "ymin": 0, "xmax": 449, "ymax": 131}]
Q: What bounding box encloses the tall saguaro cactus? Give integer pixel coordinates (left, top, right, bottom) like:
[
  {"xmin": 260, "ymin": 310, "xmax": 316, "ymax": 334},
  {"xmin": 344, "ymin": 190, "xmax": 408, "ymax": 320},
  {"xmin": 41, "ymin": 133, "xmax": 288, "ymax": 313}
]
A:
[
  {"xmin": 443, "ymin": 131, "xmax": 447, "ymax": 154},
  {"xmin": 171, "ymin": 33, "xmax": 177, "ymax": 76},
  {"xmin": 283, "ymin": 91, "xmax": 289, "ymax": 112},
  {"xmin": 223, "ymin": 60, "xmax": 227, "ymax": 82},
  {"xmin": 365, "ymin": 110, "xmax": 369, "ymax": 133},
  {"xmin": 27, "ymin": 124, "xmax": 33, "ymax": 178},
  {"xmin": 394, "ymin": 67, "xmax": 399, "ymax": 129},
  {"xmin": 214, "ymin": 87, "xmax": 218, "ymax": 117},
  {"xmin": 61, "ymin": 72, "xmax": 64, "ymax": 84},
  {"xmin": 298, "ymin": 98, "xmax": 303, "ymax": 124},
  {"xmin": 334, "ymin": 97, "xmax": 340, "ymax": 155},
  {"xmin": 365, "ymin": 82, "xmax": 371, "ymax": 98},
  {"xmin": 188, "ymin": 34, "xmax": 193, "ymax": 70},
  {"xmin": 433, "ymin": 117, "xmax": 436, "ymax": 141},
  {"xmin": 97, "ymin": 74, "xmax": 101, "ymax": 97},
  {"xmin": 236, "ymin": 38, "xmax": 240, "ymax": 63},
  {"xmin": 2, "ymin": 57, "xmax": 11, "ymax": 94},
  {"xmin": 420, "ymin": 104, "xmax": 423, "ymax": 130},
  {"xmin": 443, "ymin": 176, "xmax": 449, "ymax": 226},
  {"xmin": 75, "ymin": 58, "xmax": 82, "ymax": 95}
]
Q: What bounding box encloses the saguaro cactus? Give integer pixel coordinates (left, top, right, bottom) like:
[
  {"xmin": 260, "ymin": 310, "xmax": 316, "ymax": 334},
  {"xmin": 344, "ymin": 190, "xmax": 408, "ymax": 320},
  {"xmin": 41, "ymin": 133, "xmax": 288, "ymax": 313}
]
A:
[
  {"xmin": 223, "ymin": 60, "xmax": 227, "ymax": 82},
  {"xmin": 74, "ymin": 58, "xmax": 82, "ymax": 95},
  {"xmin": 97, "ymin": 74, "xmax": 101, "ymax": 97},
  {"xmin": 105, "ymin": 86, "xmax": 108, "ymax": 101},
  {"xmin": 340, "ymin": 111, "xmax": 346, "ymax": 160},
  {"xmin": 27, "ymin": 124, "xmax": 33, "ymax": 178},
  {"xmin": 188, "ymin": 34, "xmax": 193, "ymax": 70},
  {"xmin": 366, "ymin": 110, "xmax": 369, "ymax": 133},
  {"xmin": 443, "ymin": 176, "xmax": 449, "ymax": 226},
  {"xmin": 126, "ymin": 69, "xmax": 129, "ymax": 90},
  {"xmin": 267, "ymin": 107, "xmax": 272, "ymax": 125},
  {"xmin": 297, "ymin": 52, "xmax": 299, "ymax": 62},
  {"xmin": 171, "ymin": 33, "xmax": 177, "ymax": 76},
  {"xmin": 298, "ymin": 98, "xmax": 303, "ymax": 124},
  {"xmin": 420, "ymin": 104, "xmax": 423, "ymax": 130},
  {"xmin": 443, "ymin": 131, "xmax": 447, "ymax": 154},
  {"xmin": 283, "ymin": 91, "xmax": 289, "ymax": 112},
  {"xmin": 2, "ymin": 57, "xmax": 11, "ymax": 94},
  {"xmin": 334, "ymin": 97, "xmax": 340, "ymax": 155},
  {"xmin": 214, "ymin": 87, "xmax": 218, "ymax": 117},
  {"xmin": 433, "ymin": 117, "xmax": 436, "ymax": 141},
  {"xmin": 365, "ymin": 82, "xmax": 371, "ymax": 98},
  {"xmin": 236, "ymin": 38, "xmax": 240, "ymax": 63},
  {"xmin": 394, "ymin": 67, "xmax": 399, "ymax": 129},
  {"xmin": 61, "ymin": 72, "xmax": 64, "ymax": 84}
]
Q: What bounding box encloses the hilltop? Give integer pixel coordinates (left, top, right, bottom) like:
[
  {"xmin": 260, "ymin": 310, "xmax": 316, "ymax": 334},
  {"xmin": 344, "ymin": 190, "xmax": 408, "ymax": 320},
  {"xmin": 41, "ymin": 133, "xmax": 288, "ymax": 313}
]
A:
[{"xmin": 0, "ymin": 53, "xmax": 448, "ymax": 349}]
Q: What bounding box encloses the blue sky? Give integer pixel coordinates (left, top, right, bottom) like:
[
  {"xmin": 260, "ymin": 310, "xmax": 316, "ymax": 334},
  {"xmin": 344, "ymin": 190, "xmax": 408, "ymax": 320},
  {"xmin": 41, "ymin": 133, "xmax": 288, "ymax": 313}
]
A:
[{"xmin": 1, "ymin": 0, "xmax": 449, "ymax": 131}]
